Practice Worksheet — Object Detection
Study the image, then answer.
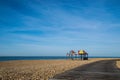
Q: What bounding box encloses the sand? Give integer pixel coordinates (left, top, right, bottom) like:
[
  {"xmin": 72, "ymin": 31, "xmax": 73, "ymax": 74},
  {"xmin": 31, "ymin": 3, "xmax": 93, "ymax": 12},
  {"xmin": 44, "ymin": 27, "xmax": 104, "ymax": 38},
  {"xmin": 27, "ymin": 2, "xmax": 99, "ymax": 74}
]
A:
[
  {"xmin": 0, "ymin": 58, "xmax": 119, "ymax": 80},
  {"xmin": 116, "ymin": 60, "xmax": 120, "ymax": 68}
]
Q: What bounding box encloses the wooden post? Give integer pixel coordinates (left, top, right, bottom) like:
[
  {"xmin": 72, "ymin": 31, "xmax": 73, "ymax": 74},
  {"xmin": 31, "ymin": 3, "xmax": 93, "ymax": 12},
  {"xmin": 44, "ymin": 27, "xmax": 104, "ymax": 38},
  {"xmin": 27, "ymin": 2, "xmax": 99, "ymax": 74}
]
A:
[
  {"xmin": 71, "ymin": 54, "xmax": 73, "ymax": 60},
  {"xmin": 81, "ymin": 54, "xmax": 82, "ymax": 60}
]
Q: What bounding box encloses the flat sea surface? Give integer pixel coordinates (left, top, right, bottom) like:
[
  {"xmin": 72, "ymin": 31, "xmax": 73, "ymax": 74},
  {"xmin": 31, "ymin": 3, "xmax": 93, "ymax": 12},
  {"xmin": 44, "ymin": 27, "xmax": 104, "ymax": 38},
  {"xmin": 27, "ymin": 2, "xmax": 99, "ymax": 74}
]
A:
[{"xmin": 0, "ymin": 56, "xmax": 119, "ymax": 61}]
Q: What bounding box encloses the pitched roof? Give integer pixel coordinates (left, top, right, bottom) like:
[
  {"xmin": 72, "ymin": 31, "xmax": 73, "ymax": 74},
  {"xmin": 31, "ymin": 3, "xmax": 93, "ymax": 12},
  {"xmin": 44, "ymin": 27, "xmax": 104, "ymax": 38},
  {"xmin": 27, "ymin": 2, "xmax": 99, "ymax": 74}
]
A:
[{"xmin": 78, "ymin": 50, "xmax": 88, "ymax": 55}]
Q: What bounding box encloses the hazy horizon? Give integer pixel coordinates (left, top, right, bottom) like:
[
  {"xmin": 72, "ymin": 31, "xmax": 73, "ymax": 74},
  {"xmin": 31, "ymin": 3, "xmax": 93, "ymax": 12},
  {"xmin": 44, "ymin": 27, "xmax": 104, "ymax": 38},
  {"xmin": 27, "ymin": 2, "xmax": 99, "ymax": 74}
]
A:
[{"xmin": 0, "ymin": 0, "xmax": 120, "ymax": 56}]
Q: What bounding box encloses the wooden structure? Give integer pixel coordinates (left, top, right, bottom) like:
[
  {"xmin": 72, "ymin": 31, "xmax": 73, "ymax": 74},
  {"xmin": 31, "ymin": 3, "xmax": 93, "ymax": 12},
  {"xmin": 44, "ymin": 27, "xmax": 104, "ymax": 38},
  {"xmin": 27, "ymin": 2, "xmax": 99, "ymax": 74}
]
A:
[
  {"xmin": 66, "ymin": 50, "xmax": 76, "ymax": 60},
  {"xmin": 78, "ymin": 50, "xmax": 88, "ymax": 60},
  {"xmin": 66, "ymin": 50, "xmax": 88, "ymax": 60}
]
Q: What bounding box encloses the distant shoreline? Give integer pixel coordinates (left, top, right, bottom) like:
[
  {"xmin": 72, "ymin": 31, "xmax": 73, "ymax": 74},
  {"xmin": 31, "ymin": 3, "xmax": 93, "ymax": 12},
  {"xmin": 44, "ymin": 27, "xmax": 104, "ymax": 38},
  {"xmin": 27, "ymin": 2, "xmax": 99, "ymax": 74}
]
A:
[{"xmin": 0, "ymin": 56, "xmax": 120, "ymax": 62}]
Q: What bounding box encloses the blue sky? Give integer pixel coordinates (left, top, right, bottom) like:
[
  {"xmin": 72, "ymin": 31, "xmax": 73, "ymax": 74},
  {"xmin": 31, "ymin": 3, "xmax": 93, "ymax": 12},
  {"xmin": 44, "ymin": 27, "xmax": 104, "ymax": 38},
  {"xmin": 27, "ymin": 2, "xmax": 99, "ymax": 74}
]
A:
[{"xmin": 0, "ymin": 0, "xmax": 120, "ymax": 56}]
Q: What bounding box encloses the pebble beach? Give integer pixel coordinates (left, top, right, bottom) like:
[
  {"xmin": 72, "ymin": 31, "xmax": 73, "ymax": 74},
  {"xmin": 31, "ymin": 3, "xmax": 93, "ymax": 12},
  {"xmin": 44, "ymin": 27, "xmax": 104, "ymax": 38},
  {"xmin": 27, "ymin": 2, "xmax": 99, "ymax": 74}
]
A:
[{"xmin": 0, "ymin": 58, "xmax": 119, "ymax": 80}]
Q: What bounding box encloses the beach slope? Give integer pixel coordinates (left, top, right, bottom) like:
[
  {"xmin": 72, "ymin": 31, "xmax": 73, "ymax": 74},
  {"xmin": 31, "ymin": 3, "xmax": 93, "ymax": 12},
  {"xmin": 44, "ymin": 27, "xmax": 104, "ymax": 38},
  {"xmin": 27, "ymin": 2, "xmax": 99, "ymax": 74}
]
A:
[
  {"xmin": 0, "ymin": 58, "xmax": 119, "ymax": 80},
  {"xmin": 53, "ymin": 59, "xmax": 120, "ymax": 80}
]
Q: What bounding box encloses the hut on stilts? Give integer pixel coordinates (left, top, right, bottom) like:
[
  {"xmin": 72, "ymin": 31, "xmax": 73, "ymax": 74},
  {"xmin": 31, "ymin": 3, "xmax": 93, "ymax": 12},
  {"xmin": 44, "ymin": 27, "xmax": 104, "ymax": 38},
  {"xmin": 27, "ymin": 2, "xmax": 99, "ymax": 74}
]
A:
[
  {"xmin": 66, "ymin": 50, "xmax": 76, "ymax": 60},
  {"xmin": 78, "ymin": 50, "xmax": 88, "ymax": 60},
  {"xmin": 66, "ymin": 50, "xmax": 88, "ymax": 60}
]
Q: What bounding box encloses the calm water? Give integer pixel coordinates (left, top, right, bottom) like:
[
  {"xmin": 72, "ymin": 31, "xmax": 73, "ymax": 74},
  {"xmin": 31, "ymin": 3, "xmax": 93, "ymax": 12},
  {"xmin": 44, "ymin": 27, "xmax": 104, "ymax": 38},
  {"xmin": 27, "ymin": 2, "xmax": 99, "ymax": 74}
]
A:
[
  {"xmin": 0, "ymin": 56, "xmax": 119, "ymax": 61},
  {"xmin": 0, "ymin": 56, "xmax": 67, "ymax": 61}
]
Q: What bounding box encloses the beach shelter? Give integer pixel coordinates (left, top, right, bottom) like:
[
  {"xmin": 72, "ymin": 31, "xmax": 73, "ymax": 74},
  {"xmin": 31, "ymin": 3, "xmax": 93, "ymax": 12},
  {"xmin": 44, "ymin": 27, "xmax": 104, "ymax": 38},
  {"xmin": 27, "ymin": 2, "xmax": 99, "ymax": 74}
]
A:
[
  {"xmin": 70, "ymin": 50, "xmax": 76, "ymax": 60},
  {"xmin": 78, "ymin": 50, "xmax": 88, "ymax": 60},
  {"xmin": 71, "ymin": 50, "xmax": 76, "ymax": 55},
  {"xmin": 66, "ymin": 50, "xmax": 76, "ymax": 60}
]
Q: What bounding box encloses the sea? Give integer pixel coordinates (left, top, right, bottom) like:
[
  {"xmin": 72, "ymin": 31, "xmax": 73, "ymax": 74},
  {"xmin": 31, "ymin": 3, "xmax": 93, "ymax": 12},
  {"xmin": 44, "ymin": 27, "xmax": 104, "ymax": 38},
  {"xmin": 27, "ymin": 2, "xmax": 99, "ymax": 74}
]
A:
[{"xmin": 0, "ymin": 56, "xmax": 119, "ymax": 62}]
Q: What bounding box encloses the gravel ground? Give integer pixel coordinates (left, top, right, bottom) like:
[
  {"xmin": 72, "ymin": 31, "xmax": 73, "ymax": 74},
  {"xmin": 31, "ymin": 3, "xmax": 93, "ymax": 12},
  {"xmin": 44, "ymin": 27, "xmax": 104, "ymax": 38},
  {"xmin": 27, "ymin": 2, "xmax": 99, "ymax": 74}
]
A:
[
  {"xmin": 53, "ymin": 59, "xmax": 120, "ymax": 80},
  {"xmin": 0, "ymin": 58, "xmax": 117, "ymax": 80}
]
